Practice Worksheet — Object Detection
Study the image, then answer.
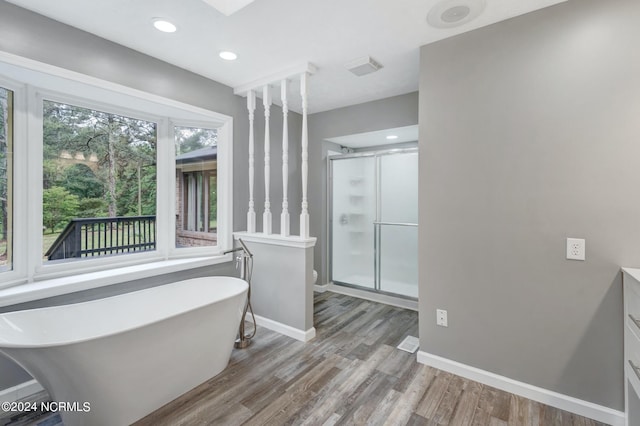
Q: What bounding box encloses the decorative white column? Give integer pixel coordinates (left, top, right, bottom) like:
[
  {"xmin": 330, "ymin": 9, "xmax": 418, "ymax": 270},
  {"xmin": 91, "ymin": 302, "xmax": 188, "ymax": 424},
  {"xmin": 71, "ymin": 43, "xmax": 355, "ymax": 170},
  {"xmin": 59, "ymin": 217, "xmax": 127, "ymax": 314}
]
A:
[
  {"xmin": 263, "ymin": 85, "xmax": 273, "ymax": 235},
  {"xmin": 280, "ymin": 79, "xmax": 290, "ymax": 237},
  {"xmin": 246, "ymin": 91, "xmax": 256, "ymax": 233},
  {"xmin": 299, "ymin": 73, "xmax": 310, "ymax": 238}
]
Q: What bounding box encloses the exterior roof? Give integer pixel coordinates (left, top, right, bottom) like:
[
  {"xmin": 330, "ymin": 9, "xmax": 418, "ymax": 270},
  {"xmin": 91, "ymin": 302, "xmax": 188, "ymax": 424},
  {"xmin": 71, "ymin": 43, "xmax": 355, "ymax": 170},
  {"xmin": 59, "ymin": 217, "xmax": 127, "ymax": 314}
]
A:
[{"xmin": 175, "ymin": 146, "xmax": 217, "ymax": 164}]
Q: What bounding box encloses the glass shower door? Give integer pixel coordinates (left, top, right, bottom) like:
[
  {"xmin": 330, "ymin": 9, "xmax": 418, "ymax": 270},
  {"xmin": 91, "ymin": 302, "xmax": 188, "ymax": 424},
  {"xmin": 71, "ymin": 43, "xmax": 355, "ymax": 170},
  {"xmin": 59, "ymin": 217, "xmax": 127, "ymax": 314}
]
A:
[
  {"xmin": 377, "ymin": 152, "xmax": 419, "ymax": 298},
  {"xmin": 331, "ymin": 156, "xmax": 376, "ymax": 289}
]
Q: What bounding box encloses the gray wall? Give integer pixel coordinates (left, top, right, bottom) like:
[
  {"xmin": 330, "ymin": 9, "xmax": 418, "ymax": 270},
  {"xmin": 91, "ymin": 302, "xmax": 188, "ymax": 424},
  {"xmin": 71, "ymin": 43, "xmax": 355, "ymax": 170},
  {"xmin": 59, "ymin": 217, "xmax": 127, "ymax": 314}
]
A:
[
  {"xmin": 242, "ymin": 240, "xmax": 315, "ymax": 331},
  {"xmin": 308, "ymin": 92, "xmax": 419, "ymax": 287},
  {"xmin": 419, "ymin": 0, "xmax": 640, "ymax": 410},
  {"xmin": 0, "ymin": 1, "xmax": 301, "ymax": 390}
]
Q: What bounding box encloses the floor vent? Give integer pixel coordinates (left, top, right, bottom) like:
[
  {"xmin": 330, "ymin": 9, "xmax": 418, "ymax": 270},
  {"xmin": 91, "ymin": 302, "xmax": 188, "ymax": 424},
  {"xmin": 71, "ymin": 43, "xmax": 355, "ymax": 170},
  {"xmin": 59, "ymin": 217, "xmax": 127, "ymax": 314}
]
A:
[{"xmin": 397, "ymin": 335, "xmax": 419, "ymax": 353}]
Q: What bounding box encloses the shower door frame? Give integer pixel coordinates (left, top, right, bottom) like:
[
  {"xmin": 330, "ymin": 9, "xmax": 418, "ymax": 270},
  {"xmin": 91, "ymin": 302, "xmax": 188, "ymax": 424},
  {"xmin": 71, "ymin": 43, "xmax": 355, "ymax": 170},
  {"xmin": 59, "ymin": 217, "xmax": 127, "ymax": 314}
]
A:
[{"xmin": 327, "ymin": 147, "xmax": 418, "ymax": 301}]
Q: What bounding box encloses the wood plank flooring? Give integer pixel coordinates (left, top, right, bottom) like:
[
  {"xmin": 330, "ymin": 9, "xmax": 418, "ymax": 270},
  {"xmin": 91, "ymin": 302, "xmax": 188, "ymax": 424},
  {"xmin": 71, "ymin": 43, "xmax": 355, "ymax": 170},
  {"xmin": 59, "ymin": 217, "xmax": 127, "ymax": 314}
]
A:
[{"xmin": 135, "ymin": 292, "xmax": 608, "ymax": 426}]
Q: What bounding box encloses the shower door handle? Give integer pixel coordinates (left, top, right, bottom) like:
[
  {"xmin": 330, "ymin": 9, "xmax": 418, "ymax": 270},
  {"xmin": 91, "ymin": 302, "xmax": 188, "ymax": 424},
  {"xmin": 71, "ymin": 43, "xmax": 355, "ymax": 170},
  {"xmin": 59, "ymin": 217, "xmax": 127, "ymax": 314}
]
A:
[{"xmin": 373, "ymin": 222, "xmax": 381, "ymax": 291}]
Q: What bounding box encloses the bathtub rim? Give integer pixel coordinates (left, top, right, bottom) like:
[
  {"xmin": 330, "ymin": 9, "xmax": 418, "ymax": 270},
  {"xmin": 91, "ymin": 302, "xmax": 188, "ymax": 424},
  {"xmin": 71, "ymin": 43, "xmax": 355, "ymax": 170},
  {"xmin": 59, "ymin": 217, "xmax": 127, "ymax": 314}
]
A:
[{"xmin": 0, "ymin": 276, "xmax": 248, "ymax": 349}]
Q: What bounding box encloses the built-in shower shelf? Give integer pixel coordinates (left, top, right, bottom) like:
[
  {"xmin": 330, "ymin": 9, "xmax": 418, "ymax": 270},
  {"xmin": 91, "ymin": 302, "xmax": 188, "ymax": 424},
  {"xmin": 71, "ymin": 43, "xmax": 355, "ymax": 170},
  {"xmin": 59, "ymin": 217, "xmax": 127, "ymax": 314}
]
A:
[{"xmin": 330, "ymin": 148, "xmax": 418, "ymax": 301}]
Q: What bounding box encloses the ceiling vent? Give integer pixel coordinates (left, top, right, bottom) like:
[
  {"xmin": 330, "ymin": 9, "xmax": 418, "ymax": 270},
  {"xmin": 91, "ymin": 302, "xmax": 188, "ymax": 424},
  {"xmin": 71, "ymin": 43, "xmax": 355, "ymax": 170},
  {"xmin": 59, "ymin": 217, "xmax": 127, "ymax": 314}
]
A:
[{"xmin": 345, "ymin": 56, "xmax": 383, "ymax": 77}]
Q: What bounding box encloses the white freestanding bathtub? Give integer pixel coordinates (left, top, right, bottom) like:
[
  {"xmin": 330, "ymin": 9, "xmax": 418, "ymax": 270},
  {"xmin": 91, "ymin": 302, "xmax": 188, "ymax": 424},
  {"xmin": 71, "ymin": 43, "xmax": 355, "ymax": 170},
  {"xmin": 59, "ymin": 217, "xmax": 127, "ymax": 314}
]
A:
[{"xmin": 0, "ymin": 276, "xmax": 248, "ymax": 426}]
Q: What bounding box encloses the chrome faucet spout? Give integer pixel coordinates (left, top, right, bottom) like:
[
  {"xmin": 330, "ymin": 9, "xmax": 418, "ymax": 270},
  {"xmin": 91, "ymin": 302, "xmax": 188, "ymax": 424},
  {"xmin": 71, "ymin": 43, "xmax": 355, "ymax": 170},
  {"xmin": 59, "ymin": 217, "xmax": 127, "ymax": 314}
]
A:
[
  {"xmin": 223, "ymin": 238, "xmax": 253, "ymax": 258},
  {"xmin": 223, "ymin": 247, "xmax": 243, "ymax": 255}
]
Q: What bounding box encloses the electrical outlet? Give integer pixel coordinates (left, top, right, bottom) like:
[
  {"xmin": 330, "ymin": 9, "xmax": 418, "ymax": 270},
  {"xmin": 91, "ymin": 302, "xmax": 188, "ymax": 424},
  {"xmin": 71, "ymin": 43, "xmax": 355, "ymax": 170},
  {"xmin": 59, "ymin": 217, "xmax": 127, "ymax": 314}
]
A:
[
  {"xmin": 436, "ymin": 309, "xmax": 448, "ymax": 327},
  {"xmin": 566, "ymin": 238, "xmax": 585, "ymax": 261}
]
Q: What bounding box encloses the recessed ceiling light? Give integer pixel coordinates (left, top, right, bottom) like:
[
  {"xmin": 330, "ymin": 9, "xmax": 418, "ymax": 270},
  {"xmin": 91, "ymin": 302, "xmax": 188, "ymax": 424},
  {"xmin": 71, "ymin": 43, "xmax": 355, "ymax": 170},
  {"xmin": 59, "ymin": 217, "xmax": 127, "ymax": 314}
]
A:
[
  {"xmin": 386, "ymin": 135, "xmax": 398, "ymax": 140},
  {"xmin": 219, "ymin": 51, "xmax": 238, "ymax": 61},
  {"xmin": 427, "ymin": 0, "xmax": 486, "ymax": 29},
  {"xmin": 152, "ymin": 19, "xmax": 177, "ymax": 33}
]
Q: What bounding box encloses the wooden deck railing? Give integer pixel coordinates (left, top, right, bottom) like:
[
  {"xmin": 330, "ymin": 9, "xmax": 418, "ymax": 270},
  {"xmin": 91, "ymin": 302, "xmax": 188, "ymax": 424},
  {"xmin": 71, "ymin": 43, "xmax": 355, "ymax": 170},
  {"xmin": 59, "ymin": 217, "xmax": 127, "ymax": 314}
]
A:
[{"xmin": 45, "ymin": 216, "xmax": 156, "ymax": 261}]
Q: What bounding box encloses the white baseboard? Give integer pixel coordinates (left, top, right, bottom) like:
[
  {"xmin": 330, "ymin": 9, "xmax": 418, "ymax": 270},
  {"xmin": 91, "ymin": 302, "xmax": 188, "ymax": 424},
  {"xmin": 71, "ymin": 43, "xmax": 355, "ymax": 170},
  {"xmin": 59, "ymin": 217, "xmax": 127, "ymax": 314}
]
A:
[
  {"xmin": 254, "ymin": 314, "xmax": 316, "ymax": 342},
  {"xmin": 0, "ymin": 380, "xmax": 44, "ymax": 403},
  {"xmin": 314, "ymin": 283, "xmax": 330, "ymax": 293},
  {"xmin": 416, "ymin": 351, "xmax": 624, "ymax": 426}
]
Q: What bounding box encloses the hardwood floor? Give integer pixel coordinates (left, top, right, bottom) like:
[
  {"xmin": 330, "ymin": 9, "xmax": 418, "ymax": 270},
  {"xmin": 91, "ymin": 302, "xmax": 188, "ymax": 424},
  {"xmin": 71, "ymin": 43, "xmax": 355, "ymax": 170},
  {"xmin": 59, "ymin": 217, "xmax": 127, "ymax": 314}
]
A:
[{"xmin": 135, "ymin": 292, "xmax": 608, "ymax": 426}]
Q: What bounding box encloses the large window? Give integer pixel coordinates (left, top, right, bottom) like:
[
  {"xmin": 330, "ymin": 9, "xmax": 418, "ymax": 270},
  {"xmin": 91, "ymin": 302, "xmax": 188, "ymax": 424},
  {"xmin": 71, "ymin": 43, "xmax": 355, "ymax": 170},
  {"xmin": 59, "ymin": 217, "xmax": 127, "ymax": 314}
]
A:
[
  {"xmin": 0, "ymin": 87, "xmax": 12, "ymax": 272},
  {"xmin": 174, "ymin": 126, "xmax": 217, "ymax": 248},
  {"xmin": 42, "ymin": 101, "xmax": 157, "ymax": 262},
  {"xmin": 0, "ymin": 56, "xmax": 233, "ymax": 292}
]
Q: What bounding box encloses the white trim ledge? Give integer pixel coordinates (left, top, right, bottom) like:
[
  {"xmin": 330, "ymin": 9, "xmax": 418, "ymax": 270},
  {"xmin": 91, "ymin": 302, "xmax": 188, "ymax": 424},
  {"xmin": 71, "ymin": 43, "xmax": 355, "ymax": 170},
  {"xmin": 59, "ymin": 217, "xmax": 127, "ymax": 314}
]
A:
[
  {"xmin": 234, "ymin": 231, "xmax": 317, "ymax": 249},
  {"xmin": 233, "ymin": 62, "xmax": 318, "ymax": 96},
  {"xmin": 0, "ymin": 380, "xmax": 44, "ymax": 403},
  {"xmin": 416, "ymin": 351, "xmax": 624, "ymax": 426},
  {"xmin": 254, "ymin": 314, "xmax": 316, "ymax": 342},
  {"xmin": 0, "ymin": 256, "xmax": 231, "ymax": 308},
  {"xmin": 622, "ymin": 267, "xmax": 640, "ymax": 283}
]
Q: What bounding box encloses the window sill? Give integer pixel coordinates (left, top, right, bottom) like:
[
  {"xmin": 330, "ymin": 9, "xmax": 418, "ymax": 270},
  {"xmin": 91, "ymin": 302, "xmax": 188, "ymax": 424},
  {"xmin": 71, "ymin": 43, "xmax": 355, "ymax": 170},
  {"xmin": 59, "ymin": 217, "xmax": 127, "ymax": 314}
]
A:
[
  {"xmin": 0, "ymin": 255, "xmax": 231, "ymax": 308},
  {"xmin": 177, "ymin": 230, "xmax": 218, "ymax": 240}
]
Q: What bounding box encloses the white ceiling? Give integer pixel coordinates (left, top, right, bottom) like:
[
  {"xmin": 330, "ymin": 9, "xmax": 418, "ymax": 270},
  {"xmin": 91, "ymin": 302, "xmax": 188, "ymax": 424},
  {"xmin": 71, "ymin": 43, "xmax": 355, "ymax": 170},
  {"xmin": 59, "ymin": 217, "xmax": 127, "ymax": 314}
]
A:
[{"xmin": 6, "ymin": 0, "xmax": 567, "ymax": 113}]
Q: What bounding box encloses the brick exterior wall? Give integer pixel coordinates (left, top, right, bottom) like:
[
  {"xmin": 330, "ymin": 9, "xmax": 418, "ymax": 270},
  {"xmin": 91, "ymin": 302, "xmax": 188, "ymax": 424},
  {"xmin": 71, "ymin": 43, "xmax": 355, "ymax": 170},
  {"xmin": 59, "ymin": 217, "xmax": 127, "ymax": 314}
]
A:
[{"xmin": 175, "ymin": 172, "xmax": 217, "ymax": 247}]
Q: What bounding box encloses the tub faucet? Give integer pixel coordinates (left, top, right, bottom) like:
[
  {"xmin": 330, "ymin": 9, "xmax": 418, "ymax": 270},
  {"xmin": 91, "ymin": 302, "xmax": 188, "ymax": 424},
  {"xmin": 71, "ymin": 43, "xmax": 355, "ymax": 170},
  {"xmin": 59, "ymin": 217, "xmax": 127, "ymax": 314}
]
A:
[
  {"xmin": 223, "ymin": 238, "xmax": 253, "ymax": 258},
  {"xmin": 222, "ymin": 238, "xmax": 255, "ymax": 349}
]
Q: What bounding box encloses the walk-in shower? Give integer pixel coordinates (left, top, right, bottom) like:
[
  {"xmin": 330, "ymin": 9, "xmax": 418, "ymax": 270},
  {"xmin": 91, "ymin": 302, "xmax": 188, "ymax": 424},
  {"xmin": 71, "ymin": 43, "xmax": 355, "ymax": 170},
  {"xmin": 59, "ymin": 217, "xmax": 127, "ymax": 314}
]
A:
[{"xmin": 329, "ymin": 148, "xmax": 418, "ymax": 299}]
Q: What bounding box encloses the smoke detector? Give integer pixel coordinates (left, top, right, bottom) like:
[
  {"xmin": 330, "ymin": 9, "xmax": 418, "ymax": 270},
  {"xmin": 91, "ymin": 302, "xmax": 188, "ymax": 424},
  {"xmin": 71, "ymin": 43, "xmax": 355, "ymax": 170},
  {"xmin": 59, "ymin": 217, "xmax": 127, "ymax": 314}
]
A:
[
  {"xmin": 427, "ymin": 0, "xmax": 486, "ymax": 29},
  {"xmin": 345, "ymin": 56, "xmax": 383, "ymax": 77}
]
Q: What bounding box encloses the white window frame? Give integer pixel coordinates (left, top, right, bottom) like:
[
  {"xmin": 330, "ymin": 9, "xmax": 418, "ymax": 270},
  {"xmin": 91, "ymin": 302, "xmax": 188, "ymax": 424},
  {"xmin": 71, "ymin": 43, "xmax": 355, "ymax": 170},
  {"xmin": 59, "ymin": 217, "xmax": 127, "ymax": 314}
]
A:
[
  {"xmin": 30, "ymin": 88, "xmax": 169, "ymax": 277},
  {"xmin": 0, "ymin": 52, "xmax": 234, "ymax": 295},
  {"xmin": 0, "ymin": 76, "xmax": 27, "ymax": 286},
  {"xmin": 169, "ymin": 119, "xmax": 229, "ymax": 258}
]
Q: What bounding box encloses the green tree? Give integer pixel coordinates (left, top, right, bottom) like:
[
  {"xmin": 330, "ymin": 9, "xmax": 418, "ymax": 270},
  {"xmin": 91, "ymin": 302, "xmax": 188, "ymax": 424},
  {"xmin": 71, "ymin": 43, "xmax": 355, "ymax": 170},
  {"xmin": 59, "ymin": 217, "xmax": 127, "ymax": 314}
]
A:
[
  {"xmin": 43, "ymin": 159, "xmax": 64, "ymax": 190},
  {"xmin": 116, "ymin": 163, "xmax": 156, "ymax": 216},
  {"xmin": 175, "ymin": 127, "xmax": 217, "ymax": 154},
  {"xmin": 78, "ymin": 198, "xmax": 107, "ymax": 218},
  {"xmin": 61, "ymin": 164, "xmax": 103, "ymax": 199},
  {"xmin": 43, "ymin": 101, "xmax": 157, "ymax": 219},
  {"xmin": 42, "ymin": 186, "xmax": 79, "ymax": 233}
]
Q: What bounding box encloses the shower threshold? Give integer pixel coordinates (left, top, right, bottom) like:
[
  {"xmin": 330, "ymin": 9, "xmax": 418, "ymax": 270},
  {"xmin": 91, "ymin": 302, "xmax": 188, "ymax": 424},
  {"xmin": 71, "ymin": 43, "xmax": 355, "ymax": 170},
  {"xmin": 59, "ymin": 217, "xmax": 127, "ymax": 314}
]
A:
[
  {"xmin": 333, "ymin": 274, "xmax": 418, "ymax": 299},
  {"xmin": 326, "ymin": 281, "xmax": 418, "ymax": 311}
]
